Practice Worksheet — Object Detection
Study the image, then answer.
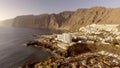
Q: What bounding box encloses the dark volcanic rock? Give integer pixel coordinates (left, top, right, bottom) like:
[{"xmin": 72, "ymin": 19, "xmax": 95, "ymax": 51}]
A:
[{"xmin": 67, "ymin": 43, "xmax": 91, "ymax": 57}]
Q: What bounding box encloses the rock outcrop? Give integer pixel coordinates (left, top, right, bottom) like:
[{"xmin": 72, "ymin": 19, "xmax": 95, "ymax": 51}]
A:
[{"xmin": 3, "ymin": 7, "xmax": 120, "ymax": 31}]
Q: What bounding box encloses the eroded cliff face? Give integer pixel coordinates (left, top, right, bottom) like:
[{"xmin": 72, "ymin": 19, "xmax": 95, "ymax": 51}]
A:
[
  {"xmin": 12, "ymin": 11, "xmax": 73, "ymax": 29},
  {"xmin": 11, "ymin": 7, "xmax": 120, "ymax": 30}
]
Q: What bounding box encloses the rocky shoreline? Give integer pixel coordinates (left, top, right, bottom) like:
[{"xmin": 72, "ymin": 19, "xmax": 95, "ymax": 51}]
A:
[
  {"xmin": 20, "ymin": 34, "xmax": 120, "ymax": 68},
  {"xmin": 19, "ymin": 24, "xmax": 120, "ymax": 68},
  {"xmin": 34, "ymin": 52, "xmax": 120, "ymax": 68}
]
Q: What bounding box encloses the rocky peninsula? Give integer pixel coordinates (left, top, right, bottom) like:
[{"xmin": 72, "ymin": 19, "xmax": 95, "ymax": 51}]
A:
[{"xmin": 20, "ymin": 24, "xmax": 120, "ymax": 68}]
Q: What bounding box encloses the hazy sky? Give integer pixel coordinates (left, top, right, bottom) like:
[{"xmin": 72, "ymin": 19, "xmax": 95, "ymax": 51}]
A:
[{"xmin": 0, "ymin": 0, "xmax": 120, "ymax": 20}]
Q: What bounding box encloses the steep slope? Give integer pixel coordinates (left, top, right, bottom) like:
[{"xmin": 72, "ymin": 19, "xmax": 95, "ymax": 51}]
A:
[
  {"xmin": 4, "ymin": 7, "xmax": 120, "ymax": 31},
  {"xmin": 62, "ymin": 7, "xmax": 120, "ymax": 30},
  {"xmin": 12, "ymin": 11, "xmax": 73, "ymax": 29}
]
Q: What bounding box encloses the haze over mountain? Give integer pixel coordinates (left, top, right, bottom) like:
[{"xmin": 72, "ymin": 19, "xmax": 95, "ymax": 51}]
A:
[
  {"xmin": 2, "ymin": 7, "xmax": 120, "ymax": 31},
  {"xmin": 0, "ymin": 19, "xmax": 13, "ymax": 26}
]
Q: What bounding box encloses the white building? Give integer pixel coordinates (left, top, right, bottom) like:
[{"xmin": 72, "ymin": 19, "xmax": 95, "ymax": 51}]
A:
[
  {"xmin": 63, "ymin": 33, "xmax": 72, "ymax": 43},
  {"xmin": 57, "ymin": 35, "xmax": 63, "ymax": 41},
  {"xmin": 56, "ymin": 33, "xmax": 72, "ymax": 43}
]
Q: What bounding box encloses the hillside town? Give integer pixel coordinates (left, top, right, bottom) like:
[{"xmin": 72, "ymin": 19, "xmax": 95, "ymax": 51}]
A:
[
  {"xmin": 35, "ymin": 24, "xmax": 120, "ymax": 51},
  {"xmin": 22, "ymin": 24, "xmax": 120, "ymax": 68}
]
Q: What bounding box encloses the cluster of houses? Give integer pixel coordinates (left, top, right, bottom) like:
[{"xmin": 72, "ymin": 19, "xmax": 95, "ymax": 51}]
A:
[
  {"xmin": 79, "ymin": 24, "xmax": 119, "ymax": 34},
  {"xmin": 35, "ymin": 24, "xmax": 120, "ymax": 51},
  {"xmin": 78, "ymin": 24, "xmax": 120, "ymax": 45},
  {"xmin": 55, "ymin": 24, "xmax": 120, "ymax": 50}
]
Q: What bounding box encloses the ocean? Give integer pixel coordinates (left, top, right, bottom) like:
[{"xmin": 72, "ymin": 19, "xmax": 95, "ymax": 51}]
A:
[{"xmin": 0, "ymin": 26, "xmax": 59, "ymax": 68}]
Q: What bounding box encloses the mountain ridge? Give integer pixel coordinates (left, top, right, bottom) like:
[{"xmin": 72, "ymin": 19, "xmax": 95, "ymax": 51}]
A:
[{"xmin": 2, "ymin": 6, "xmax": 120, "ymax": 31}]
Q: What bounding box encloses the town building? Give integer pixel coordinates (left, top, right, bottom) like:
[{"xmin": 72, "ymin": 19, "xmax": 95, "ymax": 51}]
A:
[{"xmin": 56, "ymin": 33, "xmax": 72, "ymax": 43}]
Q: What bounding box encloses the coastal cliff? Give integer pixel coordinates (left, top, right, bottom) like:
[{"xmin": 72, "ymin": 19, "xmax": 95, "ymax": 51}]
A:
[
  {"xmin": 3, "ymin": 7, "xmax": 120, "ymax": 30},
  {"xmin": 12, "ymin": 11, "xmax": 73, "ymax": 29}
]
